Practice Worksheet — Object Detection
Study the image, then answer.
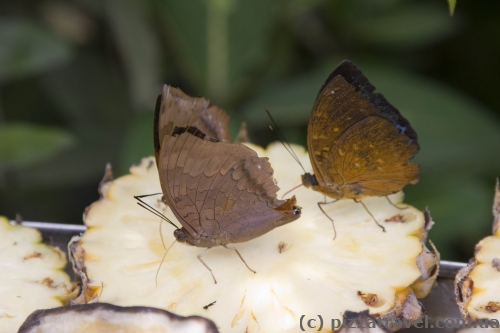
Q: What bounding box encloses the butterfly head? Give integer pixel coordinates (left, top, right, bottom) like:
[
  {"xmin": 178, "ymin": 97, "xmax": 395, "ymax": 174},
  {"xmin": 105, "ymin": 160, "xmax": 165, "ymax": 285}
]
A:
[
  {"xmin": 174, "ymin": 228, "xmax": 219, "ymax": 247},
  {"xmin": 301, "ymin": 173, "xmax": 319, "ymax": 188},
  {"xmin": 301, "ymin": 173, "xmax": 346, "ymax": 199},
  {"xmin": 174, "ymin": 229, "xmax": 188, "ymax": 243}
]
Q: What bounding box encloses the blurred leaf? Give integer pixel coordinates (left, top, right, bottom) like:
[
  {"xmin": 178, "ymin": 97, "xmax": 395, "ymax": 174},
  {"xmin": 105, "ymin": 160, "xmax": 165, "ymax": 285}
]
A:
[
  {"xmin": 105, "ymin": 0, "xmax": 161, "ymax": 112},
  {"xmin": 158, "ymin": 0, "xmax": 276, "ymax": 105},
  {"xmin": 119, "ymin": 112, "xmax": 154, "ymax": 174},
  {"xmin": 0, "ymin": 20, "xmax": 73, "ymax": 81},
  {"xmin": 448, "ymin": 0, "xmax": 457, "ymax": 16},
  {"xmin": 226, "ymin": 0, "xmax": 276, "ymax": 101},
  {"xmin": 157, "ymin": 0, "xmax": 207, "ymax": 92},
  {"xmin": 344, "ymin": 3, "xmax": 459, "ymax": 48},
  {"xmin": 0, "ymin": 123, "xmax": 75, "ymax": 167},
  {"xmin": 30, "ymin": 53, "xmax": 134, "ymax": 188},
  {"xmin": 42, "ymin": 53, "xmax": 132, "ymax": 139},
  {"xmin": 18, "ymin": 144, "xmax": 113, "ymax": 188},
  {"xmin": 284, "ymin": 0, "xmax": 325, "ymax": 19},
  {"xmin": 240, "ymin": 70, "xmax": 323, "ymax": 127}
]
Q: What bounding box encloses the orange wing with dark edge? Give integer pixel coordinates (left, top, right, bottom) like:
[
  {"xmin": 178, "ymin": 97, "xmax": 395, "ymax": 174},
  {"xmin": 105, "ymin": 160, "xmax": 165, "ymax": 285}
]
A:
[
  {"xmin": 325, "ymin": 116, "xmax": 419, "ymax": 199},
  {"xmin": 306, "ymin": 60, "xmax": 420, "ymax": 199}
]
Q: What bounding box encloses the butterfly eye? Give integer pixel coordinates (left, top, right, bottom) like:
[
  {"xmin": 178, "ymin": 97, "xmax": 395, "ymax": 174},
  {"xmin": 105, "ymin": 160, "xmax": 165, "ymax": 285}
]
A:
[{"xmin": 174, "ymin": 229, "xmax": 186, "ymax": 242}]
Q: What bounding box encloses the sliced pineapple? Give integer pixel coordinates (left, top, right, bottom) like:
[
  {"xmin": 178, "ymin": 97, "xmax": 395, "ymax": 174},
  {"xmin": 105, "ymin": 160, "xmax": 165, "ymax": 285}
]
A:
[
  {"xmin": 18, "ymin": 303, "xmax": 220, "ymax": 333},
  {"xmin": 456, "ymin": 179, "xmax": 500, "ymax": 322},
  {"xmin": 0, "ymin": 217, "xmax": 73, "ymax": 333},
  {"xmin": 71, "ymin": 143, "xmax": 438, "ymax": 332}
]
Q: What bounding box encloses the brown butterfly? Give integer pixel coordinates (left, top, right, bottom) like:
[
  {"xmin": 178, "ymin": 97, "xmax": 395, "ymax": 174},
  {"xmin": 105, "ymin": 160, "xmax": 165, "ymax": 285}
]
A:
[
  {"xmin": 300, "ymin": 60, "xmax": 420, "ymax": 232},
  {"xmin": 154, "ymin": 85, "xmax": 231, "ymax": 147},
  {"xmin": 152, "ymin": 85, "xmax": 301, "ymax": 283}
]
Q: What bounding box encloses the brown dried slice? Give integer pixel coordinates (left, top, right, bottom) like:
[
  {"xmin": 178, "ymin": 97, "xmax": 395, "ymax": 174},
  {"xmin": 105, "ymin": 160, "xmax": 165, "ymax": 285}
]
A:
[
  {"xmin": 455, "ymin": 179, "xmax": 500, "ymax": 322},
  {"xmin": 18, "ymin": 303, "xmax": 220, "ymax": 333}
]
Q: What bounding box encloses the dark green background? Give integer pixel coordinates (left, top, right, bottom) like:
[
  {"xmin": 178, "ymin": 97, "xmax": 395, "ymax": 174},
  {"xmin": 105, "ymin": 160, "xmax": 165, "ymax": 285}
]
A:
[{"xmin": 0, "ymin": 0, "xmax": 499, "ymax": 261}]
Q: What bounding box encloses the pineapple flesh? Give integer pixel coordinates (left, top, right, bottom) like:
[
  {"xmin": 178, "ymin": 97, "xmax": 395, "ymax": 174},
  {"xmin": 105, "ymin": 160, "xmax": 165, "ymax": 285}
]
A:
[
  {"xmin": 0, "ymin": 217, "xmax": 72, "ymax": 333},
  {"xmin": 456, "ymin": 180, "xmax": 500, "ymax": 322},
  {"xmin": 71, "ymin": 143, "xmax": 438, "ymax": 332}
]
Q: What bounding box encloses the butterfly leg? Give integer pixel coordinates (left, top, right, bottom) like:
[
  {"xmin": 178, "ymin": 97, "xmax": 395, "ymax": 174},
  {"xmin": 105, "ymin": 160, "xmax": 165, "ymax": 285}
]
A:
[
  {"xmin": 354, "ymin": 199, "xmax": 386, "ymax": 232},
  {"xmin": 318, "ymin": 197, "xmax": 339, "ymax": 240},
  {"xmin": 385, "ymin": 196, "xmax": 408, "ymax": 210},
  {"xmin": 198, "ymin": 248, "xmax": 217, "ymax": 284},
  {"xmin": 222, "ymin": 245, "xmax": 257, "ymax": 274}
]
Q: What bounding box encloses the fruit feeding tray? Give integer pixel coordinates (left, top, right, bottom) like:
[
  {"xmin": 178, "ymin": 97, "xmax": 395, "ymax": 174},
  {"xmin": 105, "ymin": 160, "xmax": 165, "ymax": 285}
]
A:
[{"xmin": 22, "ymin": 220, "xmax": 466, "ymax": 333}]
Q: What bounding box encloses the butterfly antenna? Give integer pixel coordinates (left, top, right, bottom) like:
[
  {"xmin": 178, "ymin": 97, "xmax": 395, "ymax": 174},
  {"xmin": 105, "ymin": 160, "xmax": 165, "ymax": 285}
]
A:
[
  {"xmin": 159, "ymin": 213, "xmax": 166, "ymax": 250},
  {"xmin": 281, "ymin": 183, "xmax": 303, "ymax": 199},
  {"xmin": 156, "ymin": 239, "xmax": 177, "ymax": 287},
  {"xmin": 265, "ymin": 108, "xmax": 307, "ymax": 174},
  {"xmin": 134, "ymin": 193, "xmax": 179, "ymax": 230}
]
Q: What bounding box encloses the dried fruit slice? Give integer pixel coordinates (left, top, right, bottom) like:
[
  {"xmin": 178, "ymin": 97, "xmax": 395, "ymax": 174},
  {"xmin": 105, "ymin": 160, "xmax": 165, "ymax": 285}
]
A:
[
  {"xmin": 18, "ymin": 303, "xmax": 220, "ymax": 333},
  {"xmin": 0, "ymin": 217, "xmax": 73, "ymax": 333},
  {"xmin": 72, "ymin": 143, "xmax": 438, "ymax": 332},
  {"xmin": 456, "ymin": 179, "xmax": 500, "ymax": 322}
]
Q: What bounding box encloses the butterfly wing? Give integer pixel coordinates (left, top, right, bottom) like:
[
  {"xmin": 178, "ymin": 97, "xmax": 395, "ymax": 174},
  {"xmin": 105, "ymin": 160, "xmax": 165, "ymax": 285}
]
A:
[
  {"xmin": 154, "ymin": 85, "xmax": 230, "ymax": 155},
  {"xmin": 326, "ymin": 116, "xmax": 420, "ymax": 198},
  {"xmin": 158, "ymin": 128, "xmax": 300, "ymax": 245},
  {"xmin": 307, "ymin": 60, "xmax": 420, "ymax": 198}
]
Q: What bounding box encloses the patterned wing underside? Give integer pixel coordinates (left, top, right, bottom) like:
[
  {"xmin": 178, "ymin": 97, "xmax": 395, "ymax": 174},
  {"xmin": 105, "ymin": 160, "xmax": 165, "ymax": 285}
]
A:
[
  {"xmin": 157, "ymin": 85, "xmax": 230, "ymax": 145},
  {"xmin": 325, "ymin": 116, "xmax": 420, "ymax": 198},
  {"xmin": 307, "ymin": 75, "xmax": 383, "ymax": 182},
  {"xmin": 159, "ymin": 131, "xmax": 287, "ymax": 243},
  {"xmin": 307, "ymin": 62, "xmax": 420, "ymax": 198}
]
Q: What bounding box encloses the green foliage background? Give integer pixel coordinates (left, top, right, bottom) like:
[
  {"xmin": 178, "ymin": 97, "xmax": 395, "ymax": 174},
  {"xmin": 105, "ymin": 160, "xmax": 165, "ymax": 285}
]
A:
[{"xmin": 0, "ymin": 0, "xmax": 499, "ymax": 261}]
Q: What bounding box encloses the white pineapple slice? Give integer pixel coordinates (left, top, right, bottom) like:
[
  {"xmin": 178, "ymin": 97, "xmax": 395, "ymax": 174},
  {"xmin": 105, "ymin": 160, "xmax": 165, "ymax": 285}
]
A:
[
  {"xmin": 71, "ymin": 143, "xmax": 438, "ymax": 332},
  {"xmin": 456, "ymin": 179, "xmax": 500, "ymax": 323},
  {"xmin": 0, "ymin": 217, "xmax": 73, "ymax": 333},
  {"xmin": 18, "ymin": 303, "xmax": 220, "ymax": 333}
]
